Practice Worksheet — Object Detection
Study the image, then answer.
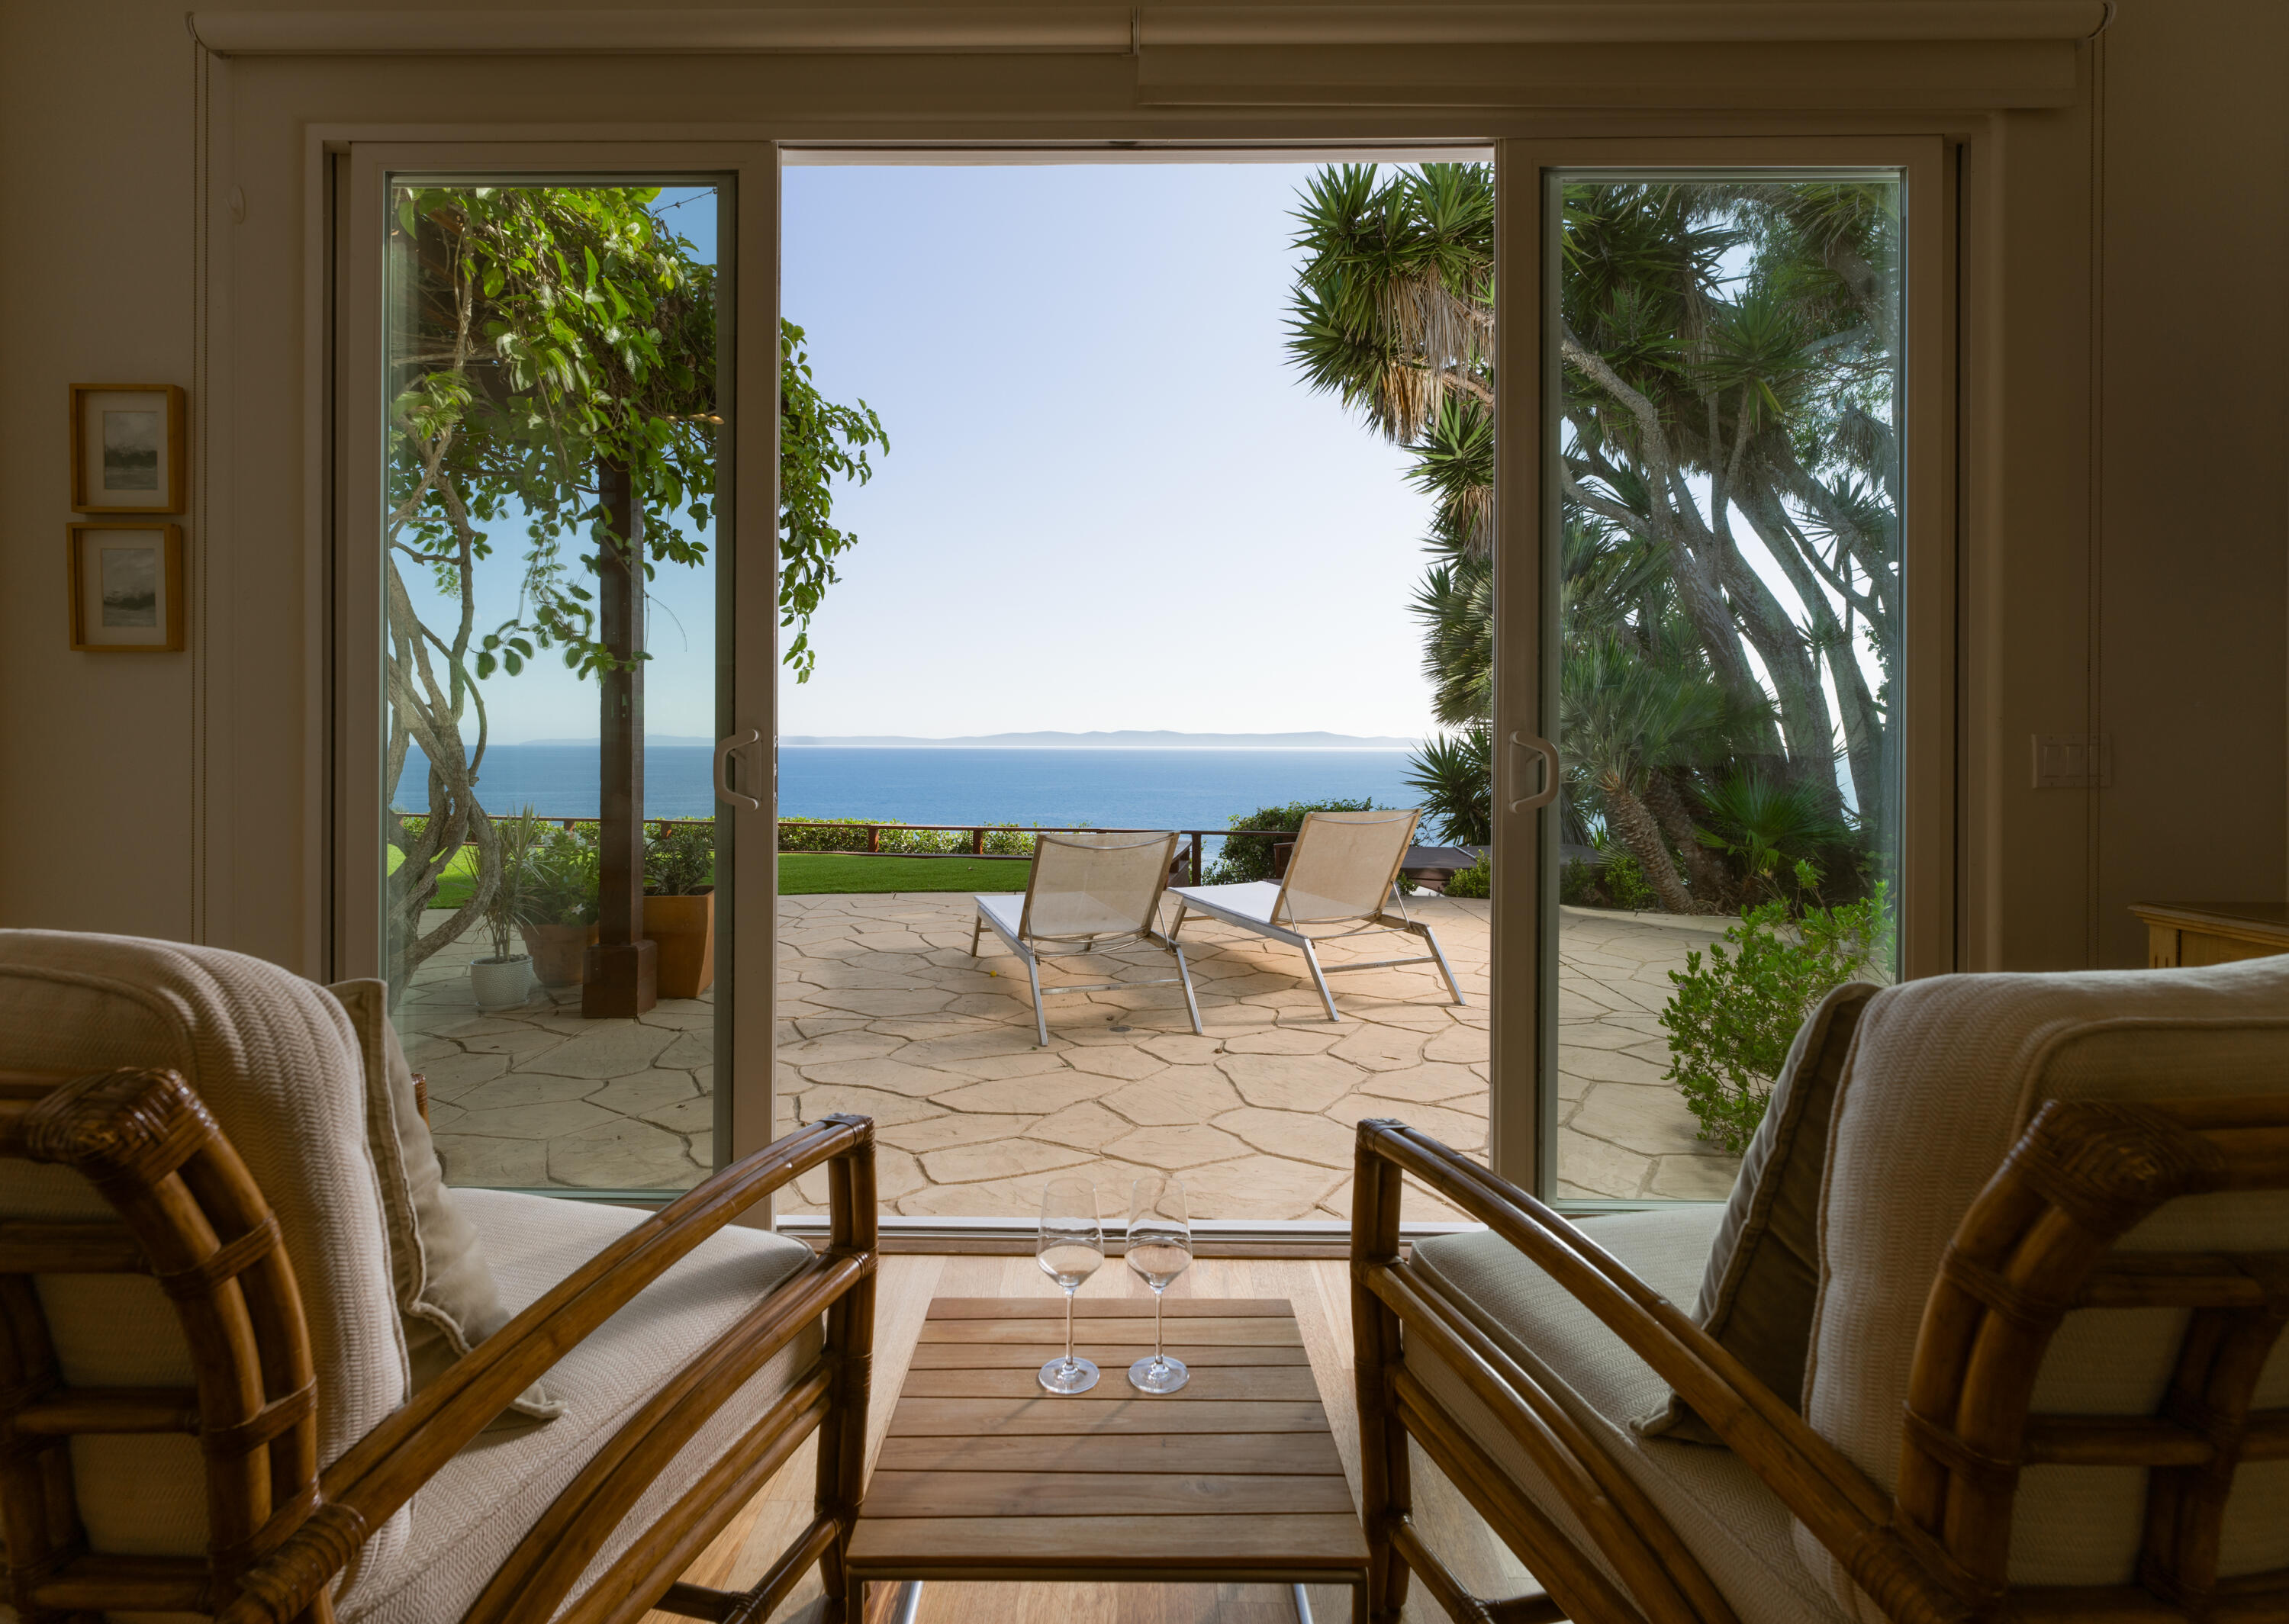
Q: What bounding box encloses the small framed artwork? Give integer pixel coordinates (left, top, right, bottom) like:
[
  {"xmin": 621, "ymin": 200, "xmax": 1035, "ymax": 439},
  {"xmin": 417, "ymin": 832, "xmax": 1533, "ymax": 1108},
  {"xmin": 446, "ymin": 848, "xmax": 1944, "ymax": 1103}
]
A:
[
  {"xmin": 70, "ymin": 383, "xmax": 186, "ymax": 513},
  {"xmin": 67, "ymin": 523, "xmax": 184, "ymax": 652}
]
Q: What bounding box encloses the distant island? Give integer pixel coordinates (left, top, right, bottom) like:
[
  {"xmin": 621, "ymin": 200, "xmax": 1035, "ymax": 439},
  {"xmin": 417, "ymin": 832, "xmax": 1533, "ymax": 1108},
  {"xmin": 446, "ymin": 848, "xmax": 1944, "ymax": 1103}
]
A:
[{"xmin": 511, "ymin": 729, "xmax": 1420, "ymax": 751}]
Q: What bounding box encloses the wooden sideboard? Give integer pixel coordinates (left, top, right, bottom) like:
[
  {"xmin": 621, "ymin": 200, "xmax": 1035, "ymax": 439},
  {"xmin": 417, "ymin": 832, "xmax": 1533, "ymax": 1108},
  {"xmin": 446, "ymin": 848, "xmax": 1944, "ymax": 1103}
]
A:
[{"xmin": 2130, "ymin": 901, "xmax": 2289, "ymax": 968}]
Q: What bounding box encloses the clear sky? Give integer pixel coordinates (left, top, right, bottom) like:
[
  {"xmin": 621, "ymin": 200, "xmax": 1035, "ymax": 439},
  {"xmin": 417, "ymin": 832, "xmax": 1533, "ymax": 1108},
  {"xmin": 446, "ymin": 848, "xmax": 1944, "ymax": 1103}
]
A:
[
  {"xmin": 401, "ymin": 162, "xmax": 1444, "ymax": 746},
  {"xmin": 774, "ymin": 161, "xmax": 1434, "ymax": 739}
]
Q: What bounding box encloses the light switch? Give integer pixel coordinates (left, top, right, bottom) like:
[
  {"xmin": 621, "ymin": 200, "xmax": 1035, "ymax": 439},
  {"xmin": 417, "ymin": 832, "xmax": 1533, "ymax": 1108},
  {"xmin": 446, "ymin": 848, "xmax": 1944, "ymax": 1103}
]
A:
[{"xmin": 2032, "ymin": 734, "xmax": 2112, "ymax": 789}]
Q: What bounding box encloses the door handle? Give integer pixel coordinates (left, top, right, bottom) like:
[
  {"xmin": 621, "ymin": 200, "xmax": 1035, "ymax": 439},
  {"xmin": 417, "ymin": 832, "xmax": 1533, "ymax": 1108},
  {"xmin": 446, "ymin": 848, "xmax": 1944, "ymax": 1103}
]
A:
[
  {"xmin": 1507, "ymin": 732, "xmax": 1560, "ymax": 812},
  {"xmin": 715, "ymin": 728, "xmax": 762, "ymax": 812}
]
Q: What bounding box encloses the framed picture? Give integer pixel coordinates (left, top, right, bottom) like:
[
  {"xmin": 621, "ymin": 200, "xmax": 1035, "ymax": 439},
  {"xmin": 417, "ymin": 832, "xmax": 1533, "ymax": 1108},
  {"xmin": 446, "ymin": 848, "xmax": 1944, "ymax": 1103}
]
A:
[
  {"xmin": 67, "ymin": 523, "xmax": 184, "ymax": 652},
  {"xmin": 70, "ymin": 383, "xmax": 186, "ymax": 513}
]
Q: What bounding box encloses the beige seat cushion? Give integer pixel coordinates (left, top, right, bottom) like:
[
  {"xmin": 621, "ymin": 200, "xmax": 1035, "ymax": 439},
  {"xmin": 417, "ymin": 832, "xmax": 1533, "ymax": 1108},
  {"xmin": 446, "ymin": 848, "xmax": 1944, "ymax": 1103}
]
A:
[
  {"xmin": 342, "ymin": 1188, "xmax": 820, "ymax": 1624},
  {"xmin": 0, "ymin": 930, "xmax": 414, "ymax": 1604},
  {"xmin": 1799, "ymin": 958, "xmax": 2289, "ymax": 1619},
  {"xmin": 1409, "ymin": 1209, "xmax": 1847, "ymax": 1624}
]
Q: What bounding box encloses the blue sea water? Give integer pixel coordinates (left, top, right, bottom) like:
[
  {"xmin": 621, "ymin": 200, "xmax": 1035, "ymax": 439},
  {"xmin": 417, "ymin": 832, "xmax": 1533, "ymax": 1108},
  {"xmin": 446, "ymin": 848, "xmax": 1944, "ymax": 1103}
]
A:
[{"xmin": 395, "ymin": 744, "xmax": 1421, "ymax": 832}]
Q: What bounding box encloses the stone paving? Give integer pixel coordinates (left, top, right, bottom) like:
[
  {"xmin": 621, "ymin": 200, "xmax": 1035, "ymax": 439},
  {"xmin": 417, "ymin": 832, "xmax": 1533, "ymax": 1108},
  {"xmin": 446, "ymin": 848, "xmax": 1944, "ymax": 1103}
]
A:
[
  {"xmin": 394, "ymin": 912, "xmax": 720, "ymax": 1191},
  {"xmin": 391, "ymin": 897, "xmax": 1741, "ymax": 1216}
]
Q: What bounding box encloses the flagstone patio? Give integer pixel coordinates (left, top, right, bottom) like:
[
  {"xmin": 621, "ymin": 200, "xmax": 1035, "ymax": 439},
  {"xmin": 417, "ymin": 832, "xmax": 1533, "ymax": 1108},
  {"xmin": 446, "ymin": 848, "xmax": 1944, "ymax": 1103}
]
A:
[{"xmin": 393, "ymin": 896, "xmax": 1740, "ymax": 1220}]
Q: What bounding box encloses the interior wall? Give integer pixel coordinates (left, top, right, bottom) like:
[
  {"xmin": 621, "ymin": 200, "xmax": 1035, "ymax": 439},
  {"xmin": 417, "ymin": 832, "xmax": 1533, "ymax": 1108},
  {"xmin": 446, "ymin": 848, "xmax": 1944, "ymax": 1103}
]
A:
[
  {"xmin": 0, "ymin": 0, "xmax": 2282, "ymax": 973},
  {"xmin": 2091, "ymin": 0, "xmax": 2289, "ymax": 965},
  {"xmin": 0, "ymin": 0, "xmax": 200, "ymax": 941}
]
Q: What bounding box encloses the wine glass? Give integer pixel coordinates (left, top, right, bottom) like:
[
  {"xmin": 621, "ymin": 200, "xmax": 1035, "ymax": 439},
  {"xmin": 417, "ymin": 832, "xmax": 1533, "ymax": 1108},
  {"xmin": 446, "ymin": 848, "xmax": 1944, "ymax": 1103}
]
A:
[
  {"xmin": 1125, "ymin": 1174, "xmax": 1193, "ymax": 1394},
  {"xmin": 1036, "ymin": 1176, "xmax": 1103, "ymax": 1394}
]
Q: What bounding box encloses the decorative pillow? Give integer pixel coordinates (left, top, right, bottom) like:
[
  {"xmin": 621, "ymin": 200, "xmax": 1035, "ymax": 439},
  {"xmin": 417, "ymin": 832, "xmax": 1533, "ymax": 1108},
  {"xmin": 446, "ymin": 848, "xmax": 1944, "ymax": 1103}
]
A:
[
  {"xmin": 327, "ymin": 979, "xmax": 562, "ymax": 1420},
  {"xmin": 1636, "ymin": 979, "xmax": 1879, "ymax": 1444}
]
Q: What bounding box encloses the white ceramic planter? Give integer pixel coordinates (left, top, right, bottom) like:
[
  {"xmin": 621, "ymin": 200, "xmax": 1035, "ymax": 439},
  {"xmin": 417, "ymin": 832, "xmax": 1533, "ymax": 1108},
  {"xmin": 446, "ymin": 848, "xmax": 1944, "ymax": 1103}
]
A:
[{"xmin": 470, "ymin": 954, "xmax": 534, "ymax": 1011}]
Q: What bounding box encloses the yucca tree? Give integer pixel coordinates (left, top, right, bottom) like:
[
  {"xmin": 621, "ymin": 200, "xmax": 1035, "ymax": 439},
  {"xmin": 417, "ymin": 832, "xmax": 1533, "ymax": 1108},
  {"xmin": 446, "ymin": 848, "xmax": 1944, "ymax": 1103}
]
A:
[
  {"xmin": 1558, "ymin": 180, "xmax": 1899, "ymax": 816},
  {"xmin": 1288, "ymin": 163, "xmax": 1899, "ymax": 913},
  {"xmin": 1288, "ymin": 164, "xmax": 1495, "ymax": 453}
]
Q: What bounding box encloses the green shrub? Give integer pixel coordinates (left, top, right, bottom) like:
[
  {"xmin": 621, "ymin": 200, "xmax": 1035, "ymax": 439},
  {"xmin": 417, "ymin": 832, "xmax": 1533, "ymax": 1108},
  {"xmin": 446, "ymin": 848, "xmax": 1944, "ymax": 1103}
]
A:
[
  {"xmin": 777, "ymin": 818, "xmax": 1043, "ymax": 857},
  {"xmin": 1206, "ymin": 798, "xmax": 1377, "ymax": 885},
  {"xmin": 1558, "ymin": 858, "xmax": 1599, "ymax": 905},
  {"xmin": 644, "ymin": 822, "xmax": 716, "ymax": 896},
  {"xmin": 1604, "ymin": 852, "xmax": 1656, "ymax": 911},
  {"xmin": 522, "ymin": 825, "xmax": 600, "ymax": 926},
  {"xmin": 1660, "ymin": 881, "xmax": 1890, "ymax": 1153},
  {"xmin": 1442, "ymin": 855, "xmax": 1491, "ymax": 898},
  {"xmin": 484, "ymin": 808, "xmax": 544, "ymax": 960}
]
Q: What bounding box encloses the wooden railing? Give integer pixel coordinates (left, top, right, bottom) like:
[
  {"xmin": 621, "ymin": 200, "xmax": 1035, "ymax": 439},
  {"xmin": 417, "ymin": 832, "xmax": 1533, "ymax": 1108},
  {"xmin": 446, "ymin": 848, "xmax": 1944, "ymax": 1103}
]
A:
[{"xmin": 775, "ymin": 820, "xmax": 1296, "ymax": 887}]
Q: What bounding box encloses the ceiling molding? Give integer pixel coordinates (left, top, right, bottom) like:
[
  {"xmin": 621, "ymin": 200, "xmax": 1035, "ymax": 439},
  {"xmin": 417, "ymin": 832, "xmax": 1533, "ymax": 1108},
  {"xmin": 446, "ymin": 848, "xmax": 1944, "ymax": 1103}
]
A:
[{"xmin": 190, "ymin": 2, "xmax": 2110, "ymax": 57}]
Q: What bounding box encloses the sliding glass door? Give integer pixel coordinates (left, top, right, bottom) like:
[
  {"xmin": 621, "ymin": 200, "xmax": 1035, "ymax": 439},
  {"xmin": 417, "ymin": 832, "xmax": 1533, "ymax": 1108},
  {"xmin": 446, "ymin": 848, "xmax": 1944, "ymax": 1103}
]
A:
[
  {"xmin": 342, "ymin": 146, "xmax": 780, "ymax": 1198},
  {"xmin": 1495, "ymin": 141, "xmax": 1949, "ymax": 1203}
]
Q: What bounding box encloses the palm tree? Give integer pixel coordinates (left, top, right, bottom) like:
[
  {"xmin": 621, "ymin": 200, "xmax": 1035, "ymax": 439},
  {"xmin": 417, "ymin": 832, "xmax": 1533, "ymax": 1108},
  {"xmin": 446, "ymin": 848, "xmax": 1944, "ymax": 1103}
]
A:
[{"xmin": 1560, "ymin": 635, "xmax": 1733, "ymax": 914}]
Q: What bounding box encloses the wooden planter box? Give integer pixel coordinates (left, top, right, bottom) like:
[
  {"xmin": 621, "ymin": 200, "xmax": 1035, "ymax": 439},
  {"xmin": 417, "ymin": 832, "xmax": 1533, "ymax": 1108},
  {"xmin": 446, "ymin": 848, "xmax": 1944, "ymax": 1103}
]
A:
[{"xmin": 642, "ymin": 891, "xmax": 716, "ymax": 999}]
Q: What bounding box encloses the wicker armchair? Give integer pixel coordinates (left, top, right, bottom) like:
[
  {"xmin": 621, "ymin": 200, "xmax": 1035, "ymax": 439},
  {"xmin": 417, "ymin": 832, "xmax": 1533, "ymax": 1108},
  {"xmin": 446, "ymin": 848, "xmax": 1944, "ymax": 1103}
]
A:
[
  {"xmin": 1351, "ymin": 959, "xmax": 2289, "ymax": 1624},
  {"xmin": 0, "ymin": 931, "xmax": 877, "ymax": 1624}
]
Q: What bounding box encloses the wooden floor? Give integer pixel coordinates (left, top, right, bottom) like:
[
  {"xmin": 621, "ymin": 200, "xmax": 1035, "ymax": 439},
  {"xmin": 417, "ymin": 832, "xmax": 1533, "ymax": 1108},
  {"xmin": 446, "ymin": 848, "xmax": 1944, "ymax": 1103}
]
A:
[{"xmin": 641, "ymin": 1254, "xmax": 1539, "ymax": 1624}]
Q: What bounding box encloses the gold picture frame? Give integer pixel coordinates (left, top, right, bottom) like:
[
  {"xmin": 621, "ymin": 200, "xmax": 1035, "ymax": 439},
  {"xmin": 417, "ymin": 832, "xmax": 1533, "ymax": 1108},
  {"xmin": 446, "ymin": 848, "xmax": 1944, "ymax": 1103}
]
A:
[
  {"xmin": 70, "ymin": 383, "xmax": 186, "ymax": 513},
  {"xmin": 67, "ymin": 523, "xmax": 184, "ymax": 652}
]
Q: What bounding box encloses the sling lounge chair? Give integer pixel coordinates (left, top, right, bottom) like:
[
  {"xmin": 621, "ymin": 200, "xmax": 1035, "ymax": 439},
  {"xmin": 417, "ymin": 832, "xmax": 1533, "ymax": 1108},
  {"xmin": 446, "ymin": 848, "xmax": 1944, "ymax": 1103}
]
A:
[
  {"xmin": 971, "ymin": 829, "xmax": 1204, "ymax": 1047},
  {"xmin": 1168, "ymin": 807, "xmax": 1463, "ymax": 1023}
]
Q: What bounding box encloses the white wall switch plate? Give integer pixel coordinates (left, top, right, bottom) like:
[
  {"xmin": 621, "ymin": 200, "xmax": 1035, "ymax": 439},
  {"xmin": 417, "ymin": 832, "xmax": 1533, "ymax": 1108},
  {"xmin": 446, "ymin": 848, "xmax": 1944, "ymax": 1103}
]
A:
[{"xmin": 2032, "ymin": 733, "xmax": 2113, "ymax": 789}]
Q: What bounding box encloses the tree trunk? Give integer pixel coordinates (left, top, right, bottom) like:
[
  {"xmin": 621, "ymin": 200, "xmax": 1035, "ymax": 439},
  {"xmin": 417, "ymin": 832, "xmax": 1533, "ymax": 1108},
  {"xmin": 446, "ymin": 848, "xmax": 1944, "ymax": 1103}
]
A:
[
  {"xmin": 1734, "ymin": 475, "xmax": 1889, "ymax": 815},
  {"xmin": 382, "ymin": 557, "xmax": 497, "ymax": 1008},
  {"xmin": 1645, "ymin": 767, "xmax": 1734, "ymax": 908},
  {"xmin": 1601, "ymin": 774, "xmax": 1702, "ymax": 915}
]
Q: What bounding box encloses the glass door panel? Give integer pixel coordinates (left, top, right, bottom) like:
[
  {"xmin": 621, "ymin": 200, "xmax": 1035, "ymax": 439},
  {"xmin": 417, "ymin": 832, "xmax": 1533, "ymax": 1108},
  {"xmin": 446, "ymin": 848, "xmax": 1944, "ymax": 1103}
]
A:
[
  {"xmin": 379, "ymin": 178, "xmax": 729, "ymax": 1195},
  {"xmin": 1546, "ymin": 170, "xmax": 1905, "ymax": 1200}
]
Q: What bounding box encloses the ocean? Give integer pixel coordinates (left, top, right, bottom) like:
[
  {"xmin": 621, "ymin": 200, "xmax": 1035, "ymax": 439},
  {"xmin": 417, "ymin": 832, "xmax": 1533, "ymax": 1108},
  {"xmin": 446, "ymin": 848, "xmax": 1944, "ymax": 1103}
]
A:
[{"xmin": 394, "ymin": 743, "xmax": 1422, "ymax": 833}]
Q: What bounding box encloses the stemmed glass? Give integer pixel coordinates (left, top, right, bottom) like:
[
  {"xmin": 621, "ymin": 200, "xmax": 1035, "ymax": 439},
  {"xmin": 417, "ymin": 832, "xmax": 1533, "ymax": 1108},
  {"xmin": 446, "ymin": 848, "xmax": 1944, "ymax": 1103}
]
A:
[
  {"xmin": 1125, "ymin": 1174, "xmax": 1193, "ymax": 1394},
  {"xmin": 1036, "ymin": 1176, "xmax": 1103, "ymax": 1394}
]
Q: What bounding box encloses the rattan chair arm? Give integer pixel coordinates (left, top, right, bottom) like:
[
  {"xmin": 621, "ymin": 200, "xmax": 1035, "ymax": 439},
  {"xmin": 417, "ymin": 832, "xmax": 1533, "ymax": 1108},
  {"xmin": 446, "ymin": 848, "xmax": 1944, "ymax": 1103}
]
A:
[
  {"xmin": 1354, "ymin": 1120, "xmax": 1969, "ymax": 1624},
  {"xmin": 218, "ymin": 1114, "xmax": 877, "ymax": 1624}
]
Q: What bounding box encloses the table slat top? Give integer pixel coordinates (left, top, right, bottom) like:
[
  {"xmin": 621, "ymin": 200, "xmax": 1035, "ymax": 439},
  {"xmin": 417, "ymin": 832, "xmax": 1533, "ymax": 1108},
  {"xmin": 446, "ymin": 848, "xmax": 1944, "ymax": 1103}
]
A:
[{"xmin": 850, "ymin": 1294, "xmax": 1368, "ymax": 1579}]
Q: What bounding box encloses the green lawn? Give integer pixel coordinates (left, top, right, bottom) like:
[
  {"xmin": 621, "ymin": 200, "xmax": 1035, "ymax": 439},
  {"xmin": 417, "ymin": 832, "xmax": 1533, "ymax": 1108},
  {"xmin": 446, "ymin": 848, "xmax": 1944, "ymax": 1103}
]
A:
[
  {"xmin": 391, "ymin": 846, "xmax": 1019, "ymax": 905},
  {"xmin": 388, "ymin": 844, "xmax": 481, "ymax": 908},
  {"xmin": 779, "ymin": 854, "xmax": 1026, "ymax": 896}
]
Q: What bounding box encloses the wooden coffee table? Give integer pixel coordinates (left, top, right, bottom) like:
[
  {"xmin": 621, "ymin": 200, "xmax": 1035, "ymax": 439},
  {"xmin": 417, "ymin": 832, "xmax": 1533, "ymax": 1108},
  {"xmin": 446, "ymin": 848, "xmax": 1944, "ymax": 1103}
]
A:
[{"xmin": 846, "ymin": 1295, "xmax": 1368, "ymax": 1621}]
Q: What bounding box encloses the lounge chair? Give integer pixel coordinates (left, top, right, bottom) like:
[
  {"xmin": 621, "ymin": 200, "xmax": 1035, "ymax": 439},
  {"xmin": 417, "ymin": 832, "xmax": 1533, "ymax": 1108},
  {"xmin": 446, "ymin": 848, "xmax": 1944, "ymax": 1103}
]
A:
[
  {"xmin": 1168, "ymin": 807, "xmax": 1463, "ymax": 1022},
  {"xmin": 971, "ymin": 829, "xmax": 1204, "ymax": 1046}
]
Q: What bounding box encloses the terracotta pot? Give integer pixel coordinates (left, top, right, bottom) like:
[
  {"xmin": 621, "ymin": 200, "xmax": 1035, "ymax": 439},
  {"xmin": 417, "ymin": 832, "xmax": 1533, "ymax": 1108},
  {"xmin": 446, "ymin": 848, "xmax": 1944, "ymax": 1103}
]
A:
[
  {"xmin": 642, "ymin": 890, "xmax": 716, "ymax": 1000},
  {"xmin": 520, "ymin": 922, "xmax": 598, "ymax": 989}
]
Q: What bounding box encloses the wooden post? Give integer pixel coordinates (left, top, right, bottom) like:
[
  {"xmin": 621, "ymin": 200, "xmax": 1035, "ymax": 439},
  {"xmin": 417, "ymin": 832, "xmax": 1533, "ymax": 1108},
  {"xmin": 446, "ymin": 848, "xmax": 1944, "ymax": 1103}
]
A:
[
  {"xmin": 583, "ymin": 457, "xmax": 658, "ymax": 1018},
  {"xmin": 1190, "ymin": 831, "xmax": 1203, "ymax": 886}
]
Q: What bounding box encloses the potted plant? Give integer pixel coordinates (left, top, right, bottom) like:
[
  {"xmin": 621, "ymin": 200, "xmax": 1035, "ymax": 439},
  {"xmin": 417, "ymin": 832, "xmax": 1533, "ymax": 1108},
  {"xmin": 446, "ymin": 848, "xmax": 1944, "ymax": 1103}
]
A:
[
  {"xmin": 642, "ymin": 820, "xmax": 716, "ymax": 1000},
  {"xmin": 518, "ymin": 824, "xmax": 600, "ymax": 989},
  {"xmin": 471, "ymin": 807, "xmax": 542, "ymax": 1011}
]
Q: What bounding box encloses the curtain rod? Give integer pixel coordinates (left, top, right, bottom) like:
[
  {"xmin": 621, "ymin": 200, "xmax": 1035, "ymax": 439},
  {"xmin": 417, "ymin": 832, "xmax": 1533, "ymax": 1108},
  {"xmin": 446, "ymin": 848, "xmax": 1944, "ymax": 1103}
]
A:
[{"xmin": 188, "ymin": 3, "xmax": 2112, "ymax": 56}]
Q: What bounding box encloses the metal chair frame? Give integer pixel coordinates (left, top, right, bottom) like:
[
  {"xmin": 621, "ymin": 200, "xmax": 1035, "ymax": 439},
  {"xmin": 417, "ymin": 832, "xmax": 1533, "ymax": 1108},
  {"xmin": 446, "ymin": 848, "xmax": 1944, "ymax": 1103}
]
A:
[
  {"xmin": 1168, "ymin": 810, "xmax": 1464, "ymax": 1022},
  {"xmin": 969, "ymin": 830, "xmax": 1203, "ymax": 1047}
]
